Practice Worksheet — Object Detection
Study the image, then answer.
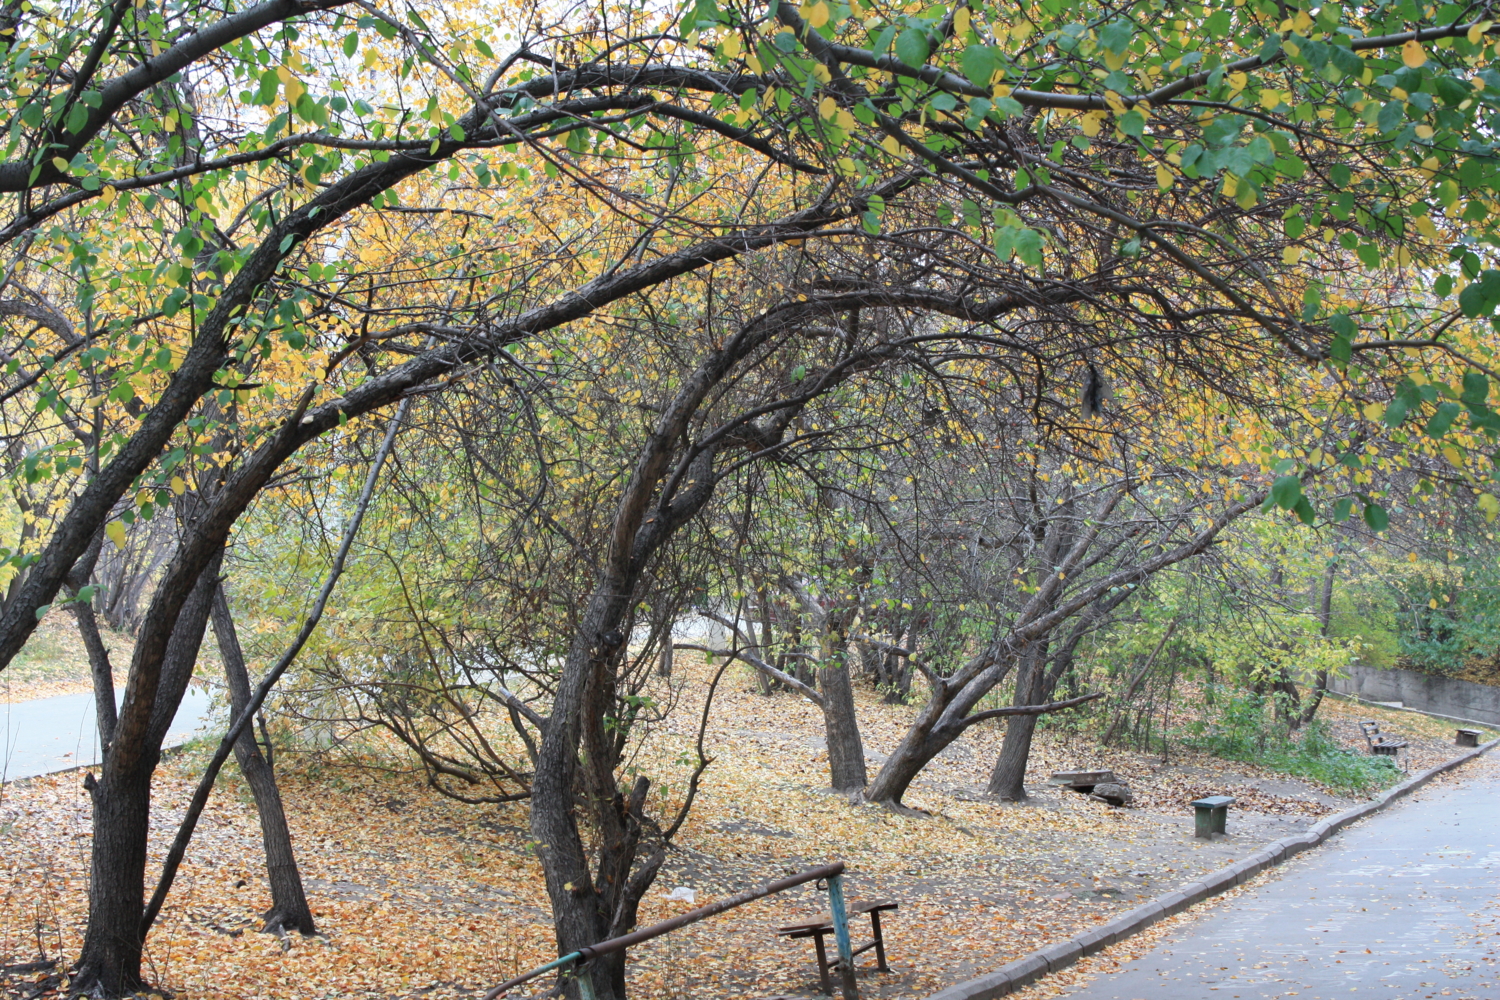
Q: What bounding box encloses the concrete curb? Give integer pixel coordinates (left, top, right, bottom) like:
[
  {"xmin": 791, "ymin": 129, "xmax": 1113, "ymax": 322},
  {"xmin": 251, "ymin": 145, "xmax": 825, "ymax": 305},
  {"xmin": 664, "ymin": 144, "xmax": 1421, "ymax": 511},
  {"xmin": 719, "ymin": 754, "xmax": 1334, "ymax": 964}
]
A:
[{"xmin": 924, "ymin": 737, "xmax": 1500, "ymax": 1000}]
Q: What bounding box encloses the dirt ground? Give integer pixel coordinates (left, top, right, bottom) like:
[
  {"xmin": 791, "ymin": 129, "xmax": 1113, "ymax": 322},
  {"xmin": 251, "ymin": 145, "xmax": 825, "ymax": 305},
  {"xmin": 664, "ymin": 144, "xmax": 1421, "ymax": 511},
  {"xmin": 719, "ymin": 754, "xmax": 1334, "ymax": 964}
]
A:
[{"xmin": 0, "ymin": 659, "xmax": 1490, "ymax": 1000}]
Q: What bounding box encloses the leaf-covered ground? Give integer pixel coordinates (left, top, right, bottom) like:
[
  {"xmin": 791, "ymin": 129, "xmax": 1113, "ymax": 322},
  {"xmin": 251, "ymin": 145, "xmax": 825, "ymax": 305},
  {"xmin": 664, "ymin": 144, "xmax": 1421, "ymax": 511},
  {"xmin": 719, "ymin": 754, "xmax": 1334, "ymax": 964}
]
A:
[
  {"xmin": 0, "ymin": 660, "xmax": 1489, "ymax": 1000},
  {"xmin": 0, "ymin": 612, "xmax": 135, "ymax": 703}
]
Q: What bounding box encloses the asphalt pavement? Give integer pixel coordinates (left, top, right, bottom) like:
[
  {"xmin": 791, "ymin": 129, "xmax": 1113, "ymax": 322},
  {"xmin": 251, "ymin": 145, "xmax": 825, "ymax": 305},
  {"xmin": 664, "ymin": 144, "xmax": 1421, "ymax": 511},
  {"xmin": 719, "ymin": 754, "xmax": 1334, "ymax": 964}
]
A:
[
  {"xmin": 1056, "ymin": 757, "xmax": 1499, "ymax": 999},
  {"xmin": 0, "ymin": 685, "xmax": 216, "ymax": 780}
]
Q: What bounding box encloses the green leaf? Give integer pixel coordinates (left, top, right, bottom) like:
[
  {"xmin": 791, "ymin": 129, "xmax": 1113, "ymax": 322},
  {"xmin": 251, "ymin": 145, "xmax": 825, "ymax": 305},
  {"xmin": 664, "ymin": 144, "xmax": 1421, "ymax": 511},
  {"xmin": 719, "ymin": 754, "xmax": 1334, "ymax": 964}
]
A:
[
  {"xmin": 65, "ymin": 102, "xmax": 88, "ymax": 133},
  {"xmin": 961, "ymin": 45, "xmax": 996, "ymax": 87},
  {"xmin": 1461, "ymin": 371, "xmax": 1490, "ymax": 407},
  {"xmin": 1118, "ymin": 110, "xmax": 1146, "ymax": 136},
  {"xmin": 1332, "ymin": 497, "xmax": 1354, "ymax": 522},
  {"xmin": 1293, "ymin": 495, "xmax": 1316, "ymax": 525},
  {"xmin": 1271, "ymin": 474, "xmax": 1302, "ymax": 510},
  {"xmin": 1328, "ymin": 313, "xmax": 1354, "ymax": 364},
  {"xmin": 343, "ymin": 32, "xmax": 359, "ymax": 56},
  {"xmin": 1363, "ymin": 502, "xmax": 1389, "ymax": 531},
  {"xmin": 1099, "ymin": 19, "xmax": 1132, "ymax": 55},
  {"xmin": 1377, "ymin": 100, "xmax": 1404, "ymax": 132},
  {"xmin": 895, "ymin": 28, "xmax": 929, "ymax": 67},
  {"xmin": 1012, "ymin": 227, "xmax": 1044, "ymax": 267},
  {"xmin": 1383, "ymin": 397, "xmax": 1410, "ymax": 426},
  {"xmin": 1426, "ymin": 401, "xmax": 1461, "ymax": 437}
]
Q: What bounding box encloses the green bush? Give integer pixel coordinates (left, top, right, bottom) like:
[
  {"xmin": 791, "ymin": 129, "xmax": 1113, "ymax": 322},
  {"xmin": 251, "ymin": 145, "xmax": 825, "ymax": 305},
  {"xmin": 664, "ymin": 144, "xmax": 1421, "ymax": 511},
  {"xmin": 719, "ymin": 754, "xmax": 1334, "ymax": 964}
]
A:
[{"xmin": 1180, "ymin": 688, "xmax": 1400, "ymax": 795}]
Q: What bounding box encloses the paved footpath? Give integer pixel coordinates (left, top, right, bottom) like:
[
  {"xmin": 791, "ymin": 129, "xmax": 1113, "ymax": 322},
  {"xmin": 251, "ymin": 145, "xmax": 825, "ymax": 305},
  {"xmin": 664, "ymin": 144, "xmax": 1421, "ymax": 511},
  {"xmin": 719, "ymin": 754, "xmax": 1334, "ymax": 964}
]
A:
[
  {"xmin": 1, "ymin": 685, "xmax": 215, "ymax": 780},
  {"xmin": 1057, "ymin": 757, "xmax": 1500, "ymax": 1000}
]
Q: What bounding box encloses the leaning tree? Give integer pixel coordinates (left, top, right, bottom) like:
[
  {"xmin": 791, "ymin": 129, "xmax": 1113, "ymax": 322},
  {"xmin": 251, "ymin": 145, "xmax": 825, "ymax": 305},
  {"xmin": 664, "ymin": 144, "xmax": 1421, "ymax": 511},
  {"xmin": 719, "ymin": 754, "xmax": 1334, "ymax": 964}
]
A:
[{"xmin": 3, "ymin": 1, "xmax": 1500, "ymax": 997}]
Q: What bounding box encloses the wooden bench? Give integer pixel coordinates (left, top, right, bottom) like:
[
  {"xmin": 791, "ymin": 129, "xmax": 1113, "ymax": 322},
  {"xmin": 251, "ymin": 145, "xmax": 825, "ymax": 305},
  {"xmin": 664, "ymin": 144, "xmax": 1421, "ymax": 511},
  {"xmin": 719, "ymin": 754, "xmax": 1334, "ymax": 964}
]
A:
[
  {"xmin": 1191, "ymin": 795, "xmax": 1234, "ymax": 840},
  {"xmin": 1456, "ymin": 728, "xmax": 1482, "ymax": 748},
  {"xmin": 1358, "ymin": 720, "xmax": 1407, "ymax": 756},
  {"xmin": 776, "ymin": 899, "xmax": 897, "ymax": 994}
]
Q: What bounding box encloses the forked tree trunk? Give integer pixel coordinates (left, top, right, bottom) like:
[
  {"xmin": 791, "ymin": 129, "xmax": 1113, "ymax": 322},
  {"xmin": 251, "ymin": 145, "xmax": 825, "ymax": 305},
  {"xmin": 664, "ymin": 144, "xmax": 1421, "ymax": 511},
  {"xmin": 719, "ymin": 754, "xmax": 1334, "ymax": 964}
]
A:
[
  {"xmin": 210, "ymin": 584, "xmax": 316, "ymax": 935},
  {"xmin": 73, "ymin": 553, "xmax": 220, "ymax": 996}
]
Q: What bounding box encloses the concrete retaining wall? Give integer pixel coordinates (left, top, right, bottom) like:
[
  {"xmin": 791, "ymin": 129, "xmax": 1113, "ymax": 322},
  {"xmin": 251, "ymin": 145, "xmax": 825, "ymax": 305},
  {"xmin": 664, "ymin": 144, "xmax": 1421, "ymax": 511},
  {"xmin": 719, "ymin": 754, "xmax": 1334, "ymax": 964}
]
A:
[{"xmin": 1329, "ymin": 664, "xmax": 1500, "ymax": 726}]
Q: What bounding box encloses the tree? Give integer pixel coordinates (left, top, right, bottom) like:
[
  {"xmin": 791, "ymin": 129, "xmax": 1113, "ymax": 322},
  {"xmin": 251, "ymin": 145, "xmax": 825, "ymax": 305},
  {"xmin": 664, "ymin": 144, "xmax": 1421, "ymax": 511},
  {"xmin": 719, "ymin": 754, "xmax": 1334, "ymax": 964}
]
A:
[{"xmin": 5, "ymin": 1, "xmax": 1500, "ymax": 996}]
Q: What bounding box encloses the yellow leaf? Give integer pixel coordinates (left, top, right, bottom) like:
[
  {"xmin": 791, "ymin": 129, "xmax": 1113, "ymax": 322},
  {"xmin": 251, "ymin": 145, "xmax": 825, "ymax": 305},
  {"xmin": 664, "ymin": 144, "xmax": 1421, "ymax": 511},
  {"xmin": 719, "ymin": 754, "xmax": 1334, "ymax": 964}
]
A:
[
  {"xmin": 1222, "ymin": 174, "xmax": 1239, "ymax": 197},
  {"xmin": 1443, "ymin": 444, "xmax": 1463, "ymax": 467},
  {"xmin": 1080, "ymin": 111, "xmax": 1104, "ymax": 137},
  {"xmin": 52, "ymin": 157, "xmax": 68, "ymax": 172},
  {"xmin": 105, "ymin": 521, "xmax": 127, "ymax": 550},
  {"xmin": 1156, "ymin": 163, "xmax": 1174, "ymax": 189},
  {"xmin": 881, "ymin": 134, "xmax": 902, "ymax": 154},
  {"xmin": 1403, "ymin": 39, "xmax": 1427, "ymax": 67},
  {"xmin": 284, "ymin": 76, "xmax": 305, "ymax": 103},
  {"xmin": 171, "ymin": 476, "xmax": 186, "ymax": 496},
  {"xmin": 1469, "ymin": 20, "xmax": 1493, "ymax": 45},
  {"xmin": 1104, "ymin": 49, "xmax": 1126, "ymax": 71},
  {"xmin": 1259, "ymin": 89, "xmax": 1281, "ymax": 109},
  {"xmin": 1420, "ymin": 155, "xmax": 1441, "ymax": 179},
  {"xmin": 1414, "ymin": 214, "xmax": 1439, "ymax": 239},
  {"xmin": 1479, "ymin": 492, "xmax": 1499, "ymax": 521},
  {"xmin": 806, "ymin": 1, "xmax": 830, "ymax": 27},
  {"xmin": 1283, "ymin": 245, "xmax": 1302, "ymax": 264},
  {"xmin": 1361, "ymin": 402, "xmax": 1383, "ymax": 422},
  {"xmin": 1429, "ymin": 598, "xmax": 1439, "ymax": 609},
  {"xmin": 819, "ymin": 95, "xmax": 837, "ymax": 120},
  {"xmin": 1104, "ymin": 90, "xmax": 1127, "ymax": 114},
  {"xmin": 835, "ymin": 109, "xmax": 856, "ymax": 130},
  {"xmin": 101, "ymin": 184, "xmax": 116, "ymax": 206},
  {"xmin": 1415, "ymin": 124, "xmax": 1435, "ymax": 138},
  {"xmin": 1227, "ymin": 71, "xmax": 1248, "ymax": 93},
  {"xmin": 954, "ymin": 6, "xmax": 970, "ymax": 35},
  {"xmin": 720, "ymin": 33, "xmax": 741, "ymax": 59}
]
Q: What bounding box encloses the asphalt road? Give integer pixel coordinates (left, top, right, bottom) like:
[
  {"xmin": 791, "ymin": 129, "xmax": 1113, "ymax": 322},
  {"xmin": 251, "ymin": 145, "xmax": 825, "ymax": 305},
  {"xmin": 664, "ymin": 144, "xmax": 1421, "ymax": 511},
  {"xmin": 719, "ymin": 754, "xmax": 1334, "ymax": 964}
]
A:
[
  {"xmin": 0, "ymin": 685, "xmax": 216, "ymax": 780},
  {"xmin": 1058, "ymin": 757, "xmax": 1499, "ymax": 1000}
]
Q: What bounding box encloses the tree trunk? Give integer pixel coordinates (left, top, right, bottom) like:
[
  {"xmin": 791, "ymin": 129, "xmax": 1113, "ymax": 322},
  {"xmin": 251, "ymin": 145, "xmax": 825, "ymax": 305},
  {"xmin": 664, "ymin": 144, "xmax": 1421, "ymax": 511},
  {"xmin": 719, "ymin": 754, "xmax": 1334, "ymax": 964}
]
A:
[
  {"xmin": 986, "ymin": 640, "xmax": 1049, "ymax": 800},
  {"xmin": 71, "ymin": 764, "xmax": 155, "ymax": 996},
  {"xmin": 210, "ymin": 584, "xmax": 316, "ymax": 935},
  {"xmin": 73, "ymin": 552, "xmax": 220, "ymax": 997},
  {"xmin": 818, "ymin": 648, "xmax": 867, "ymax": 791},
  {"xmin": 1294, "ymin": 559, "xmax": 1339, "ymax": 730}
]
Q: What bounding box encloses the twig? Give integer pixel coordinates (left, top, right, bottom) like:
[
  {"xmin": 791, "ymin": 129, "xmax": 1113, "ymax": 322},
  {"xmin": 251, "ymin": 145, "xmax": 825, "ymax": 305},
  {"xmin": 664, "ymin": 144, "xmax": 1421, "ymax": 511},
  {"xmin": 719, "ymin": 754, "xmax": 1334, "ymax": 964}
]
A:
[{"xmin": 140, "ymin": 396, "xmax": 411, "ymax": 936}]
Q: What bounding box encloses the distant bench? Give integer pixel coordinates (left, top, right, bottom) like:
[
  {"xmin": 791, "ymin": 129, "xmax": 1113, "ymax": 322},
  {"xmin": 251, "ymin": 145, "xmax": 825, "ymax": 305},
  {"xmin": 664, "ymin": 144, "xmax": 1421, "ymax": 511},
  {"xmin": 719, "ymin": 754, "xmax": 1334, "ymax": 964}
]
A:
[
  {"xmin": 777, "ymin": 898, "xmax": 897, "ymax": 994},
  {"xmin": 1358, "ymin": 720, "xmax": 1407, "ymax": 757},
  {"xmin": 1192, "ymin": 795, "xmax": 1234, "ymax": 840}
]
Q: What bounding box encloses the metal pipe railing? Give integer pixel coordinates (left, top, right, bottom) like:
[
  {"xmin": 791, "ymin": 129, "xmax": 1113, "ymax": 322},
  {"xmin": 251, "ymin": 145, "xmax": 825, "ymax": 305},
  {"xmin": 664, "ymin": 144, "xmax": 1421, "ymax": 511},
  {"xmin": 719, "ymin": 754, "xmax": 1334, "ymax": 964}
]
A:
[{"xmin": 485, "ymin": 861, "xmax": 853, "ymax": 999}]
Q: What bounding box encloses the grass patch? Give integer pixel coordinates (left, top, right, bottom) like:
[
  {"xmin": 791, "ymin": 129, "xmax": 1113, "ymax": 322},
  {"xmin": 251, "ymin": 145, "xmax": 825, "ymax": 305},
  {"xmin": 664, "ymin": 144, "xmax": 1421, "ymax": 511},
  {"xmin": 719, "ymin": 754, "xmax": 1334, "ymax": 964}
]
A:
[{"xmin": 1180, "ymin": 688, "xmax": 1402, "ymax": 795}]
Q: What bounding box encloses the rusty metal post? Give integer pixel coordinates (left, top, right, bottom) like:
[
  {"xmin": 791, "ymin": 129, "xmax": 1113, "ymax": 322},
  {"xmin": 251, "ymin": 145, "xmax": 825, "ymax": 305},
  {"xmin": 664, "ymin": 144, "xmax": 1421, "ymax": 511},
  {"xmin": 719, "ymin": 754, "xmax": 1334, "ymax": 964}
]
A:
[{"xmin": 826, "ymin": 873, "xmax": 859, "ymax": 999}]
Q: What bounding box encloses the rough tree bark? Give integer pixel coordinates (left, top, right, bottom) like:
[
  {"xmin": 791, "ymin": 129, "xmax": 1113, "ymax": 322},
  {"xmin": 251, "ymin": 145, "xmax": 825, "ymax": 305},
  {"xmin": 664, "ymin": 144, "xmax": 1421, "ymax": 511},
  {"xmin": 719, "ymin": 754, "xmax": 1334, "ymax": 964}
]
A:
[
  {"xmin": 72, "ymin": 550, "xmax": 220, "ymax": 996},
  {"xmin": 210, "ymin": 584, "xmax": 317, "ymax": 935},
  {"xmin": 986, "ymin": 638, "xmax": 1051, "ymax": 800},
  {"xmin": 819, "ymin": 645, "xmax": 867, "ymax": 792}
]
